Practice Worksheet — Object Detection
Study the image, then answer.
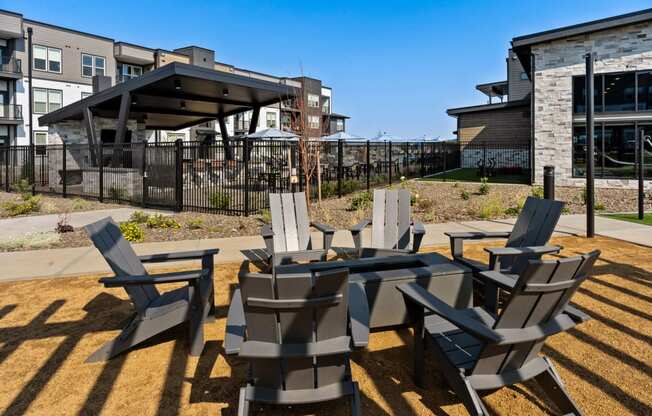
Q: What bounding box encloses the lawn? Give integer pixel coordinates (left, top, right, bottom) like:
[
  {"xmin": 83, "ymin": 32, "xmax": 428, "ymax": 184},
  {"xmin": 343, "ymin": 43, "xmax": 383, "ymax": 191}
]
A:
[
  {"xmin": 604, "ymin": 212, "xmax": 652, "ymax": 226},
  {"xmin": 421, "ymin": 167, "xmax": 530, "ymax": 184}
]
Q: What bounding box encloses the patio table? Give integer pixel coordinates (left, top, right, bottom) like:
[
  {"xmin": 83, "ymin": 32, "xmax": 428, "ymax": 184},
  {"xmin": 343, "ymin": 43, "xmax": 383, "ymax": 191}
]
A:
[{"xmin": 275, "ymin": 252, "xmax": 473, "ymax": 329}]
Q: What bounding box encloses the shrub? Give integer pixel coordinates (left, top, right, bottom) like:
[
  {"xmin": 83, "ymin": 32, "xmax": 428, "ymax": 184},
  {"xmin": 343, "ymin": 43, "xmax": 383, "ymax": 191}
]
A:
[
  {"xmin": 130, "ymin": 210, "xmax": 150, "ymax": 224},
  {"xmin": 186, "ymin": 217, "xmax": 204, "ymax": 230},
  {"xmin": 71, "ymin": 197, "xmax": 89, "ymax": 211},
  {"xmin": 531, "ymin": 186, "xmax": 544, "ymax": 199},
  {"xmin": 2, "ymin": 195, "xmax": 41, "ymax": 216},
  {"xmin": 460, "ymin": 190, "xmax": 470, "ymax": 200},
  {"xmin": 119, "ymin": 221, "xmax": 144, "ymax": 242},
  {"xmin": 349, "ymin": 191, "xmax": 373, "ymax": 211},
  {"xmin": 259, "ymin": 209, "xmax": 272, "ymax": 224},
  {"xmin": 55, "ymin": 214, "xmax": 74, "ymax": 233},
  {"xmin": 477, "ymin": 199, "xmax": 504, "ymax": 219},
  {"xmin": 416, "ymin": 197, "xmax": 433, "ymax": 211},
  {"xmin": 12, "ymin": 179, "xmax": 33, "ymax": 200},
  {"xmin": 0, "ymin": 232, "xmax": 60, "ymax": 251},
  {"xmin": 341, "ymin": 180, "xmax": 361, "ymax": 195},
  {"xmin": 505, "ymin": 197, "xmax": 527, "ymax": 216},
  {"xmin": 478, "ymin": 177, "xmax": 490, "ymax": 195},
  {"xmin": 595, "ymin": 202, "xmax": 606, "ymax": 211},
  {"xmin": 108, "ymin": 186, "xmax": 128, "ymax": 201},
  {"xmin": 146, "ymin": 214, "xmax": 180, "ymax": 229},
  {"xmin": 320, "ymin": 182, "xmax": 337, "ymax": 199},
  {"xmin": 209, "ymin": 191, "xmax": 231, "ymax": 210}
]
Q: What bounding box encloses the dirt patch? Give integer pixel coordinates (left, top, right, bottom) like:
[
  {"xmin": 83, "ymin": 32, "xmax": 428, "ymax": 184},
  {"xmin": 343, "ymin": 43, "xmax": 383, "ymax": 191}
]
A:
[{"xmin": 0, "ymin": 236, "xmax": 649, "ymax": 415}]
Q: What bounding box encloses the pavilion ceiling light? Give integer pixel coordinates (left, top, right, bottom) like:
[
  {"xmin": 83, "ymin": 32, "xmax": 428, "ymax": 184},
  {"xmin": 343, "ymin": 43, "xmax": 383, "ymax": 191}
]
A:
[
  {"xmin": 223, "ymin": 88, "xmax": 229, "ymax": 96},
  {"xmin": 180, "ymin": 100, "xmax": 186, "ymax": 109},
  {"xmin": 174, "ymin": 79, "xmax": 182, "ymax": 90}
]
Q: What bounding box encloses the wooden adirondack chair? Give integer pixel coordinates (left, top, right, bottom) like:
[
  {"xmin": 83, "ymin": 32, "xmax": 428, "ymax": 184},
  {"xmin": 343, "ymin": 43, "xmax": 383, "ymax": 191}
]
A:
[
  {"xmin": 84, "ymin": 217, "xmax": 218, "ymax": 362},
  {"xmin": 398, "ymin": 250, "xmax": 599, "ymax": 416},
  {"xmin": 224, "ymin": 267, "xmax": 369, "ymax": 415},
  {"xmin": 349, "ymin": 188, "xmax": 426, "ymax": 258},
  {"xmin": 261, "ymin": 192, "xmax": 336, "ymax": 267},
  {"xmin": 446, "ymin": 196, "xmax": 564, "ymax": 311}
]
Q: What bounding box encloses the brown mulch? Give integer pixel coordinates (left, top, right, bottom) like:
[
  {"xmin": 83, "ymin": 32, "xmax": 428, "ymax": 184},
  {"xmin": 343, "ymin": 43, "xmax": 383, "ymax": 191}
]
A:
[{"xmin": 0, "ymin": 235, "xmax": 650, "ymax": 415}]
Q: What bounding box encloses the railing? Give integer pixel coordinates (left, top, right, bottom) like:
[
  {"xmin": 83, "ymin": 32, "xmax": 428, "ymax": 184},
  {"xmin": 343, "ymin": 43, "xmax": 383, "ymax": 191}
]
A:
[
  {"xmin": 0, "ymin": 105, "xmax": 22, "ymax": 121},
  {"xmin": 0, "ymin": 139, "xmax": 526, "ymax": 216},
  {"xmin": 0, "ymin": 58, "xmax": 22, "ymax": 75}
]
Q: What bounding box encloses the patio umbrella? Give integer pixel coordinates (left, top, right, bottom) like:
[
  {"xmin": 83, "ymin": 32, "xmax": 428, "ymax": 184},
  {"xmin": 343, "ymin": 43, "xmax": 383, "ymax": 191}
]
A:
[
  {"xmin": 372, "ymin": 132, "xmax": 407, "ymax": 142},
  {"xmin": 245, "ymin": 128, "xmax": 299, "ymax": 141},
  {"xmin": 321, "ymin": 132, "xmax": 365, "ymax": 141}
]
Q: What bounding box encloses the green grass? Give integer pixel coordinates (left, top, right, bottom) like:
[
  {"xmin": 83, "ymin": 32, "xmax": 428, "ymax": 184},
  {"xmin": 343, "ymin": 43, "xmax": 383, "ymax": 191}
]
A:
[
  {"xmin": 604, "ymin": 212, "xmax": 652, "ymax": 226},
  {"xmin": 421, "ymin": 168, "xmax": 530, "ymax": 184}
]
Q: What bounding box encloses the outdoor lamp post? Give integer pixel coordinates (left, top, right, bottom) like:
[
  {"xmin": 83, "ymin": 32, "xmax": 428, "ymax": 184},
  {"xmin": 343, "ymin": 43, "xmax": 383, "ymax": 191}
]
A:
[{"xmin": 585, "ymin": 52, "xmax": 596, "ymax": 238}]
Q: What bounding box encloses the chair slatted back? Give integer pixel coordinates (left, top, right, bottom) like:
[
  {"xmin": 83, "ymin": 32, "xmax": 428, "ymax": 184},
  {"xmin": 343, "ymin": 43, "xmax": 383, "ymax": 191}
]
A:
[
  {"xmin": 239, "ymin": 268, "xmax": 350, "ymax": 391},
  {"xmin": 84, "ymin": 217, "xmax": 159, "ymax": 313},
  {"xmin": 472, "ymin": 251, "xmax": 599, "ymax": 376},
  {"xmin": 269, "ymin": 192, "xmax": 312, "ymax": 253},
  {"xmin": 371, "ymin": 189, "xmax": 412, "ymax": 250},
  {"xmin": 504, "ymin": 197, "xmax": 565, "ymax": 273}
]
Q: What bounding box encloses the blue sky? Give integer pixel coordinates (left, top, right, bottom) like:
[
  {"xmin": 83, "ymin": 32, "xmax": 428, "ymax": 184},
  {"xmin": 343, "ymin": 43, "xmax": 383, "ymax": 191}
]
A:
[{"xmin": 4, "ymin": 0, "xmax": 651, "ymax": 138}]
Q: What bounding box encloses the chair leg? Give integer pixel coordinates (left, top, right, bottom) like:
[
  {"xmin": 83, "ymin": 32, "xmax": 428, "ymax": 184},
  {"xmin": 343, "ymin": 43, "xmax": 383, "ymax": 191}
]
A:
[
  {"xmin": 238, "ymin": 387, "xmax": 250, "ymax": 416},
  {"xmin": 459, "ymin": 378, "xmax": 489, "ymax": 416},
  {"xmin": 188, "ymin": 284, "xmax": 206, "ymax": 356},
  {"xmin": 535, "ymin": 357, "xmax": 583, "ymax": 416},
  {"xmin": 350, "ymin": 382, "xmax": 361, "ymax": 416}
]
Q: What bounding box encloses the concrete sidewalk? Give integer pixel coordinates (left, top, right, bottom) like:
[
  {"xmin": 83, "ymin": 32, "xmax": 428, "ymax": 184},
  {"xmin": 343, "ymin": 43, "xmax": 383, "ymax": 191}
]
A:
[{"xmin": 0, "ymin": 214, "xmax": 649, "ymax": 282}]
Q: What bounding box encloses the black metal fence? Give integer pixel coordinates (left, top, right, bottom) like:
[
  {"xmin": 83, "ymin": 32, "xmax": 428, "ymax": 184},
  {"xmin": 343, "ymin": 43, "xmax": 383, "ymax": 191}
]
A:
[
  {"xmin": 0, "ymin": 139, "xmax": 478, "ymax": 216},
  {"xmin": 460, "ymin": 143, "xmax": 531, "ymax": 176}
]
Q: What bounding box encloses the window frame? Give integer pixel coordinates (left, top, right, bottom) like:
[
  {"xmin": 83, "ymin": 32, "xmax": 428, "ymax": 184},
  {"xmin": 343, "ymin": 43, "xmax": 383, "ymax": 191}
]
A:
[
  {"xmin": 81, "ymin": 52, "xmax": 107, "ymax": 78},
  {"xmin": 572, "ymin": 68, "xmax": 652, "ymax": 115},
  {"xmin": 33, "ymin": 44, "xmax": 62, "ymax": 74},
  {"xmin": 307, "ymin": 93, "xmax": 320, "ymax": 108},
  {"xmin": 33, "ymin": 87, "xmax": 63, "ymax": 114},
  {"xmin": 33, "ymin": 131, "xmax": 48, "ymax": 146},
  {"xmin": 308, "ymin": 115, "xmax": 320, "ymax": 129},
  {"xmin": 266, "ymin": 112, "xmax": 277, "ymax": 128}
]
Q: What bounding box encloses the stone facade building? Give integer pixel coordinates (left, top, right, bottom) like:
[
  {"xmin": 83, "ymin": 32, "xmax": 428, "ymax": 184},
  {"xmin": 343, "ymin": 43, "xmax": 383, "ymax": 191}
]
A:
[{"xmin": 449, "ymin": 8, "xmax": 652, "ymax": 189}]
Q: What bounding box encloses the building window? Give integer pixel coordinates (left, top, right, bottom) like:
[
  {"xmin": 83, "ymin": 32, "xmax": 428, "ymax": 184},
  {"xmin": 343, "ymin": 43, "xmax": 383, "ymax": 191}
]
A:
[
  {"xmin": 336, "ymin": 119, "xmax": 344, "ymax": 132},
  {"xmin": 164, "ymin": 132, "xmax": 185, "ymax": 142},
  {"xmin": 308, "ymin": 115, "xmax": 320, "ymax": 129},
  {"xmin": 82, "ymin": 53, "xmax": 105, "ymax": 77},
  {"xmin": 119, "ymin": 63, "xmax": 143, "ymax": 82},
  {"xmin": 266, "ymin": 112, "xmax": 277, "ymax": 128},
  {"xmin": 572, "ymin": 75, "xmax": 603, "ymax": 113},
  {"xmin": 604, "ymin": 73, "xmax": 635, "ymax": 112},
  {"xmin": 572, "ymin": 71, "xmax": 649, "ymax": 114},
  {"xmin": 322, "ymin": 97, "xmax": 330, "ymax": 113},
  {"xmin": 281, "ymin": 113, "xmax": 291, "ymax": 129},
  {"xmin": 33, "ymin": 88, "xmax": 62, "ymax": 114},
  {"xmin": 34, "ymin": 45, "xmax": 62, "ymax": 73},
  {"xmin": 307, "ymin": 93, "xmax": 320, "ymax": 108},
  {"xmin": 0, "ymin": 125, "xmax": 8, "ymax": 146},
  {"xmin": 81, "ymin": 92, "xmax": 92, "ymax": 99},
  {"xmin": 34, "ymin": 131, "xmax": 48, "ymax": 146},
  {"xmin": 637, "ymin": 72, "xmax": 652, "ymax": 111},
  {"xmin": 572, "ymin": 124, "xmax": 641, "ymax": 179}
]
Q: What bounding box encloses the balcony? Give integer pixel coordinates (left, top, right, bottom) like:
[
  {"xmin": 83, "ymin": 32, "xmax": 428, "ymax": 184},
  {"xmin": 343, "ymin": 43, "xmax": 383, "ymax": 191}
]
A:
[
  {"xmin": 0, "ymin": 58, "xmax": 22, "ymax": 78},
  {"xmin": 0, "ymin": 105, "xmax": 23, "ymax": 123}
]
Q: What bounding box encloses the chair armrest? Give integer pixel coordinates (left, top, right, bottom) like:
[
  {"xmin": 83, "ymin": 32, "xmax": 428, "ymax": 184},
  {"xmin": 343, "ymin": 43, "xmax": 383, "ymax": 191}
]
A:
[
  {"xmin": 485, "ymin": 245, "xmax": 561, "ymax": 271},
  {"xmin": 224, "ymin": 289, "xmax": 246, "ymax": 355},
  {"xmin": 411, "ymin": 220, "xmax": 426, "ymax": 253},
  {"xmin": 138, "ymin": 249, "xmax": 219, "ymax": 263},
  {"xmin": 349, "ymin": 219, "xmax": 371, "ymax": 234},
  {"xmin": 445, "ymin": 231, "xmax": 511, "ymax": 240},
  {"xmin": 311, "ymin": 222, "xmax": 335, "ymax": 234},
  {"xmin": 397, "ymin": 282, "xmax": 503, "ymax": 343},
  {"xmin": 261, "ymin": 224, "xmax": 274, "ymax": 253},
  {"xmin": 477, "ymin": 270, "xmax": 517, "ymax": 290},
  {"xmin": 494, "ymin": 313, "xmax": 579, "ymax": 345},
  {"xmin": 349, "ymin": 219, "xmax": 371, "ymax": 255},
  {"xmin": 348, "ymin": 282, "xmax": 369, "ymax": 348},
  {"xmin": 99, "ymin": 269, "xmax": 209, "ymax": 287}
]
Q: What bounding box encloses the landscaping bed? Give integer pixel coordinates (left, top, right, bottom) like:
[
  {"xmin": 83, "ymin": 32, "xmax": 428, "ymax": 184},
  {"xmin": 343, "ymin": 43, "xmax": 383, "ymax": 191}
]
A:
[{"xmin": 0, "ymin": 179, "xmax": 650, "ymax": 252}]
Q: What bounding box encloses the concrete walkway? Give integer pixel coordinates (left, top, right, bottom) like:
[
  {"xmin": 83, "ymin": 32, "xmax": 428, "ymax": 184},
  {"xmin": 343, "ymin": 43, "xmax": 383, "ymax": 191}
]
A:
[
  {"xmin": 0, "ymin": 214, "xmax": 649, "ymax": 282},
  {"xmin": 0, "ymin": 208, "xmax": 167, "ymax": 240}
]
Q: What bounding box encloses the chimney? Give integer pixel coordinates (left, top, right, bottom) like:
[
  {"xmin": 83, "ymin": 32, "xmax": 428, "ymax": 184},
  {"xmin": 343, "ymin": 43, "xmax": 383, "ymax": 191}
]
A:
[{"xmin": 92, "ymin": 75, "xmax": 112, "ymax": 93}]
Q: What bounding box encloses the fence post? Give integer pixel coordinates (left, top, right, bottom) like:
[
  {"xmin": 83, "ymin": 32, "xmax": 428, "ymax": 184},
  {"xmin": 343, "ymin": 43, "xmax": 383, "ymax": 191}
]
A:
[
  {"xmin": 543, "ymin": 165, "xmax": 555, "ymax": 200},
  {"xmin": 388, "ymin": 141, "xmax": 392, "ymax": 185},
  {"xmin": 420, "ymin": 142, "xmax": 425, "ymax": 177},
  {"xmin": 4, "ymin": 146, "xmax": 9, "ymax": 192},
  {"xmin": 337, "ymin": 139, "xmax": 343, "ymax": 198},
  {"xmin": 99, "ymin": 144, "xmax": 104, "ymax": 202},
  {"xmin": 62, "ymin": 142, "xmax": 67, "ymax": 198},
  {"xmin": 174, "ymin": 139, "xmax": 183, "ymax": 212},
  {"xmin": 244, "ymin": 139, "xmax": 250, "ymax": 216},
  {"xmin": 141, "ymin": 141, "xmax": 147, "ymax": 207},
  {"xmin": 366, "ymin": 140, "xmax": 370, "ymax": 192},
  {"xmin": 30, "ymin": 143, "xmax": 35, "ymax": 195},
  {"xmin": 638, "ymin": 129, "xmax": 646, "ymax": 220}
]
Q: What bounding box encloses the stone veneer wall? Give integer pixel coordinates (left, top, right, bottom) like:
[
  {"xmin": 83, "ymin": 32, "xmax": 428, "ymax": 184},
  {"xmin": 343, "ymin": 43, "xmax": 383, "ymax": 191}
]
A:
[{"xmin": 533, "ymin": 21, "xmax": 652, "ymax": 189}]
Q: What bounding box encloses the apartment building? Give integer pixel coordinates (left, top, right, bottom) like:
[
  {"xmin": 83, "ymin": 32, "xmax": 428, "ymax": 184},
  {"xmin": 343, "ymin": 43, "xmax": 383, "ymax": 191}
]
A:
[
  {"xmin": 447, "ymin": 8, "xmax": 652, "ymax": 188},
  {"xmin": 0, "ymin": 8, "xmax": 348, "ymax": 147}
]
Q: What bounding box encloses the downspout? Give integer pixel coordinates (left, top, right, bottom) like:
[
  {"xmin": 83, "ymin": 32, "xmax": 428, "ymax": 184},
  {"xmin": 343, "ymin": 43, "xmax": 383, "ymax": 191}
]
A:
[{"xmin": 530, "ymin": 52, "xmax": 535, "ymax": 185}]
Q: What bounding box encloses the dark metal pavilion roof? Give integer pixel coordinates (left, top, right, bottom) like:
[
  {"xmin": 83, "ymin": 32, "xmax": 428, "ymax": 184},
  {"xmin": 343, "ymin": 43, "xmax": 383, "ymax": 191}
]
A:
[{"xmin": 39, "ymin": 62, "xmax": 296, "ymax": 130}]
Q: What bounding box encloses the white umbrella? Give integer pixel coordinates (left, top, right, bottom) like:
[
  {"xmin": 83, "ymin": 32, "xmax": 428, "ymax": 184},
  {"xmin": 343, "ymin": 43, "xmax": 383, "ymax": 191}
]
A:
[
  {"xmin": 372, "ymin": 132, "xmax": 405, "ymax": 142},
  {"xmin": 245, "ymin": 128, "xmax": 299, "ymax": 141},
  {"xmin": 321, "ymin": 131, "xmax": 365, "ymax": 141}
]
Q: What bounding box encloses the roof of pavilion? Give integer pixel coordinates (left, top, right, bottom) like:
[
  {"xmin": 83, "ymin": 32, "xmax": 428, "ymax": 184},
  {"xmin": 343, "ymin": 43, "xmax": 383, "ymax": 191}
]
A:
[{"xmin": 38, "ymin": 62, "xmax": 296, "ymax": 131}]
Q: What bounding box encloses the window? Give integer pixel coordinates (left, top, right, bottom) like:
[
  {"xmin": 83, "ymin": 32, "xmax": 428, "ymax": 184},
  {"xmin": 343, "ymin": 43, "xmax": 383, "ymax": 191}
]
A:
[
  {"xmin": 119, "ymin": 63, "xmax": 143, "ymax": 82},
  {"xmin": 520, "ymin": 71, "xmax": 528, "ymax": 80},
  {"xmin": 164, "ymin": 132, "xmax": 185, "ymax": 142},
  {"xmin": 308, "ymin": 115, "xmax": 319, "ymax": 129},
  {"xmin": 307, "ymin": 93, "xmax": 319, "ymax": 108},
  {"xmin": 336, "ymin": 119, "xmax": 344, "ymax": 132},
  {"xmin": 266, "ymin": 112, "xmax": 277, "ymax": 128},
  {"xmin": 82, "ymin": 53, "xmax": 105, "ymax": 77},
  {"xmin": 572, "ymin": 124, "xmax": 639, "ymax": 179},
  {"xmin": 81, "ymin": 92, "xmax": 92, "ymax": 99},
  {"xmin": 572, "ymin": 75, "xmax": 603, "ymax": 113},
  {"xmin": 604, "ymin": 73, "xmax": 635, "ymax": 112},
  {"xmin": 34, "ymin": 45, "xmax": 61, "ymax": 73},
  {"xmin": 637, "ymin": 72, "xmax": 652, "ymax": 111},
  {"xmin": 33, "ymin": 88, "xmax": 62, "ymax": 114},
  {"xmin": 322, "ymin": 97, "xmax": 330, "ymax": 113},
  {"xmin": 34, "ymin": 131, "xmax": 48, "ymax": 146}
]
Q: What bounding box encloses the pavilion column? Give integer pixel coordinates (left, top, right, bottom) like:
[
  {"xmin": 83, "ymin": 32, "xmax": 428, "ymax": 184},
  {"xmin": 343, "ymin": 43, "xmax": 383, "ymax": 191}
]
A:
[
  {"xmin": 248, "ymin": 106, "xmax": 260, "ymax": 135},
  {"xmin": 82, "ymin": 106, "xmax": 99, "ymax": 167},
  {"xmin": 218, "ymin": 115, "xmax": 233, "ymax": 160},
  {"xmin": 112, "ymin": 92, "xmax": 131, "ymax": 168}
]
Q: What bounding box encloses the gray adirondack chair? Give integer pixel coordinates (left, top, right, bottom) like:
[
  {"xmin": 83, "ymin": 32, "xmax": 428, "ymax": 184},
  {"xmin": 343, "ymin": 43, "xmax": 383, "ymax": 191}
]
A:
[
  {"xmin": 225, "ymin": 267, "xmax": 369, "ymax": 415},
  {"xmin": 398, "ymin": 250, "xmax": 599, "ymax": 416},
  {"xmin": 84, "ymin": 217, "xmax": 218, "ymax": 362},
  {"xmin": 350, "ymin": 189, "xmax": 425, "ymax": 258},
  {"xmin": 261, "ymin": 192, "xmax": 335, "ymax": 267},
  {"xmin": 446, "ymin": 196, "xmax": 564, "ymax": 311}
]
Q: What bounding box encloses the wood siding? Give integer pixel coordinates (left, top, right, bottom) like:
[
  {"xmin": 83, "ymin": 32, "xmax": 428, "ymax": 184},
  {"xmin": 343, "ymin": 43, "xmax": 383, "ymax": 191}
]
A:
[
  {"xmin": 457, "ymin": 104, "xmax": 530, "ymax": 146},
  {"xmin": 507, "ymin": 49, "xmax": 531, "ymax": 101}
]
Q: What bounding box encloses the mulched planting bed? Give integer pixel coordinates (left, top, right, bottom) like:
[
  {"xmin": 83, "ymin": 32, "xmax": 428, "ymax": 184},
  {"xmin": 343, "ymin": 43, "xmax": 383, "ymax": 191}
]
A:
[{"xmin": 0, "ymin": 235, "xmax": 649, "ymax": 415}]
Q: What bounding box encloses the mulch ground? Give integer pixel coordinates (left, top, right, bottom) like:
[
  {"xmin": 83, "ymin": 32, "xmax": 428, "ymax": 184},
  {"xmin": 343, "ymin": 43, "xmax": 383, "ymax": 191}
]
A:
[{"xmin": 0, "ymin": 235, "xmax": 650, "ymax": 415}]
